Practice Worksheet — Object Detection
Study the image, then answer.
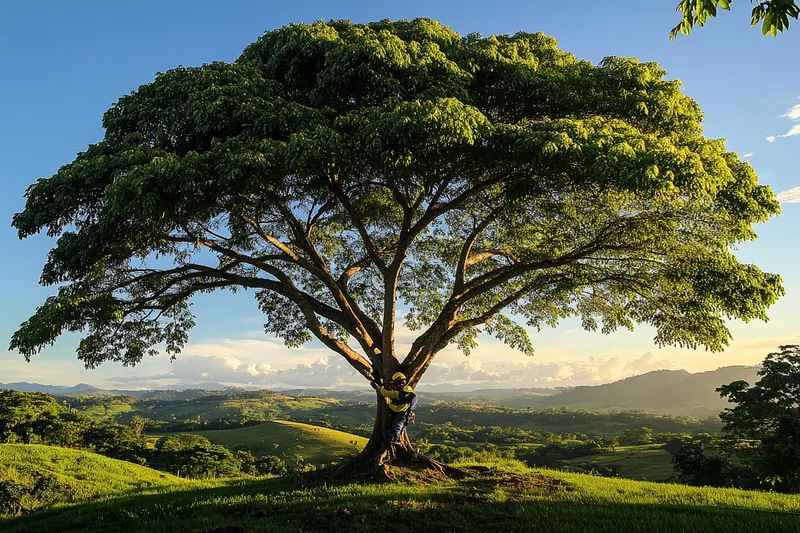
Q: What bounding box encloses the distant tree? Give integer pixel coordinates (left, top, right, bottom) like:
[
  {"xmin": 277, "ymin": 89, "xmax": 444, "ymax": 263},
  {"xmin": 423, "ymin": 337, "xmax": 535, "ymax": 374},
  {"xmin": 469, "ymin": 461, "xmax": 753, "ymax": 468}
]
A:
[
  {"xmin": 82, "ymin": 424, "xmax": 147, "ymax": 464},
  {"xmin": 253, "ymin": 455, "xmax": 288, "ymax": 476},
  {"xmin": 598, "ymin": 435, "xmax": 620, "ymax": 451},
  {"xmin": 128, "ymin": 415, "xmax": 147, "ymax": 438},
  {"xmin": 671, "ymin": 0, "xmax": 799, "ymax": 38},
  {"xmin": 10, "ymin": 18, "xmax": 783, "ymax": 476},
  {"xmin": 620, "ymin": 427, "xmax": 654, "ymax": 445},
  {"xmin": 672, "ymin": 440, "xmax": 729, "ymax": 486},
  {"xmin": 717, "ymin": 345, "xmax": 800, "ymax": 492},
  {"xmin": 0, "ymin": 391, "xmax": 62, "ymax": 442}
]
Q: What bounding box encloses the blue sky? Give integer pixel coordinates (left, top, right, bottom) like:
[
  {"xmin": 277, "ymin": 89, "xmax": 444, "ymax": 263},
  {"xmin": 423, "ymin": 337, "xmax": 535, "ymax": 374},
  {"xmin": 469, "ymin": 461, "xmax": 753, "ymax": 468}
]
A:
[{"xmin": 0, "ymin": 0, "xmax": 798, "ymax": 390}]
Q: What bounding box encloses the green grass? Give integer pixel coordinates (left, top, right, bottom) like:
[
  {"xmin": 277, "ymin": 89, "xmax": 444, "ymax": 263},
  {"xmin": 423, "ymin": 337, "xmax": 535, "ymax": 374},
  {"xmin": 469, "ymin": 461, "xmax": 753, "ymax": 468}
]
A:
[
  {"xmin": 75, "ymin": 403, "xmax": 136, "ymax": 422},
  {"xmin": 4, "ymin": 456, "xmax": 800, "ymax": 533},
  {"xmin": 0, "ymin": 444, "xmax": 190, "ymax": 510},
  {"xmin": 156, "ymin": 420, "xmax": 367, "ymax": 464},
  {"xmin": 564, "ymin": 445, "xmax": 676, "ymax": 482}
]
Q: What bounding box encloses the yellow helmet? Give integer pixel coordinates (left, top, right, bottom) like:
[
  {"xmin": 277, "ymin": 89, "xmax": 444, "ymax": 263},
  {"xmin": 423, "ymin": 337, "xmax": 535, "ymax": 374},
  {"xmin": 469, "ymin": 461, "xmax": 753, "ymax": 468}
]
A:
[{"xmin": 391, "ymin": 372, "xmax": 407, "ymax": 382}]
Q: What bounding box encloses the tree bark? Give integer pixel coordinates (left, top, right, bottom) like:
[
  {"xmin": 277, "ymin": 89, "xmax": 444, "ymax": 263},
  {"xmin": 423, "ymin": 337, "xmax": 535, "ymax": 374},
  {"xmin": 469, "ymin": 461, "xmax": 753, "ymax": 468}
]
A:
[{"xmin": 321, "ymin": 388, "xmax": 464, "ymax": 483}]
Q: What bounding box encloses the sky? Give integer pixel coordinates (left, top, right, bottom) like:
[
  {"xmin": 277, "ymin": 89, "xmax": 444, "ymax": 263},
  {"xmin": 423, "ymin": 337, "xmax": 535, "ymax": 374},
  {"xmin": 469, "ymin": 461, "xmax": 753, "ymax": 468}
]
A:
[{"xmin": 0, "ymin": 0, "xmax": 798, "ymax": 391}]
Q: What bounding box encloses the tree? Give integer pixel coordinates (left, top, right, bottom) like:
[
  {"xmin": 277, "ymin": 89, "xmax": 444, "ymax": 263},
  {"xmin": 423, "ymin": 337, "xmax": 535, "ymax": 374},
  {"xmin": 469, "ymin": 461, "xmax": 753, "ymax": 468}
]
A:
[
  {"xmin": 10, "ymin": 19, "xmax": 783, "ymax": 477},
  {"xmin": 620, "ymin": 427, "xmax": 654, "ymax": 445},
  {"xmin": 671, "ymin": 0, "xmax": 800, "ymax": 38},
  {"xmin": 717, "ymin": 345, "xmax": 800, "ymax": 492}
]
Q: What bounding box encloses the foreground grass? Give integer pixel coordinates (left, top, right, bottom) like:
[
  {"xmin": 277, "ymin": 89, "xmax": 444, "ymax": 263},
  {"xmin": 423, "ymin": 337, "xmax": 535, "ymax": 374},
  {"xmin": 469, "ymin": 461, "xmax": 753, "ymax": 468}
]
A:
[
  {"xmin": 4, "ymin": 456, "xmax": 800, "ymax": 533},
  {"xmin": 157, "ymin": 420, "xmax": 367, "ymax": 464}
]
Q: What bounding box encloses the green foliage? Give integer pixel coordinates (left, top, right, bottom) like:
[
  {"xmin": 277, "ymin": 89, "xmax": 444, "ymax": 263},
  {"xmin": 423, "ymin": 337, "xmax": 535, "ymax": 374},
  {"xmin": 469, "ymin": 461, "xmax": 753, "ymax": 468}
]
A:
[
  {"xmin": 671, "ymin": 0, "xmax": 800, "ymax": 38},
  {"xmin": 0, "ymin": 467, "xmax": 65, "ymax": 516},
  {"xmin": 10, "ymin": 19, "xmax": 781, "ymax": 398},
  {"xmin": 716, "ymin": 345, "xmax": 800, "ymax": 492},
  {"xmin": 672, "ymin": 440, "xmax": 730, "ymax": 486},
  {"xmin": 620, "ymin": 426, "xmax": 654, "ymax": 445}
]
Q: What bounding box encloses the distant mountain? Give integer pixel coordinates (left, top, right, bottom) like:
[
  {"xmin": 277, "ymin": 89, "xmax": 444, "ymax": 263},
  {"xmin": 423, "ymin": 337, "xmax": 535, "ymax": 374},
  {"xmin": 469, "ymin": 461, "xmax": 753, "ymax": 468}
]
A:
[
  {"xmin": 534, "ymin": 366, "xmax": 760, "ymax": 417},
  {"xmin": 0, "ymin": 382, "xmax": 98, "ymax": 395}
]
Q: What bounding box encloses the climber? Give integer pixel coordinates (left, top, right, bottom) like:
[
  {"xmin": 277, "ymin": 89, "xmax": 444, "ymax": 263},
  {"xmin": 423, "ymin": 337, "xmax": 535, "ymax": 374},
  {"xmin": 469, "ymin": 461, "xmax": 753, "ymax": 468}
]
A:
[{"xmin": 370, "ymin": 371, "xmax": 417, "ymax": 445}]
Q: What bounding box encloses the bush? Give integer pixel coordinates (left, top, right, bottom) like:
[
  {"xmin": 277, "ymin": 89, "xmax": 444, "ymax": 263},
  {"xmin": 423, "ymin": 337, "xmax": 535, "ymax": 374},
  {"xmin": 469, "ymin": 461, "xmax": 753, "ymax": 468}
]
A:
[{"xmin": 0, "ymin": 467, "xmax": 66, "ymax": 516}]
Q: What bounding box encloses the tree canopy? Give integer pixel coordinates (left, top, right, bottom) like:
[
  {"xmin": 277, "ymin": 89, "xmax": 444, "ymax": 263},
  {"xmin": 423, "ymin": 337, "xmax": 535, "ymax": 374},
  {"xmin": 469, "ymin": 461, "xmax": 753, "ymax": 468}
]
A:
[
  {"xmin": 11, "ymin": 18, "xmax": 783, "ymax": 390},
  {"xmin": 671, "ymin": 0, "xmax": 800, "ymax": 38}
]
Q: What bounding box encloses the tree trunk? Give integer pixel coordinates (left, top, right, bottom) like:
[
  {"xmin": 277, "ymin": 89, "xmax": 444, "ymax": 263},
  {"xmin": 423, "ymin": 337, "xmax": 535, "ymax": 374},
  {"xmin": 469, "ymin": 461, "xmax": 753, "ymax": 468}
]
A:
[{"xmin": 321, "ymin": 391, "xmax": 464, "ymax": 482}]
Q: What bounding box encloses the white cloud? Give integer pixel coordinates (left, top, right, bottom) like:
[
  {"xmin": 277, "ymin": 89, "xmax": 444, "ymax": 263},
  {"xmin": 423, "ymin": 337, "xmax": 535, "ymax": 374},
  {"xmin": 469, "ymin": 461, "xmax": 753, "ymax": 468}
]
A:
[
  {"xmin": 776, "ymin": 186, "xmax": 800, "ymax": 204},
  {"xmin": 108, "ymin": 349, "xmax": 681, "ymax": 390},
  {"xmin": 781, "ymin": 104, "xmax": 800, "ymax": 120},
  {"xmin": 768, "ymin": 102, "xmax": 800, "ymax": 142},
  {"xmin": 780, "ymin": 124, "xmax": 800, "ymax": 139},
  {"xmin": 742, "ymin": 152, "xmax": 754, "ymax": 157}
]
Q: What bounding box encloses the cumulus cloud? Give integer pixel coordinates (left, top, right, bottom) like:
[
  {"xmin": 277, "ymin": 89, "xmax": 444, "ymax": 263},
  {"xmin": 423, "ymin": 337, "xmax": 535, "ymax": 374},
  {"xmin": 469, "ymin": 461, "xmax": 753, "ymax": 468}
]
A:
[
  {"xmin": 768, "ymin": 101, "xmax": 800, "ymax": 141},
  {"xmin": 776, "ymin": 186, "xmax": 800, "ymax": 204},
  {"xmin": 111, "ymin": 354, "xmax": 363, "ymax": 389},
  {"xmin": 781, "ymin": 104, "xmax": 800, "ymax": 120},
  {"xmin": 109, "ymin": 349, "xmax": 681, "ymax": 390}
]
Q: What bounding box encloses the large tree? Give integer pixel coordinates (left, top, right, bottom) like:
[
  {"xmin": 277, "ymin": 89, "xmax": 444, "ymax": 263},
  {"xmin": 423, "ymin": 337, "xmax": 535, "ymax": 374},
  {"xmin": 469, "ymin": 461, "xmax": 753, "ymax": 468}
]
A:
[{"xmin": 10, "ymin": 19, "xmax": 783, "ymax": 475}]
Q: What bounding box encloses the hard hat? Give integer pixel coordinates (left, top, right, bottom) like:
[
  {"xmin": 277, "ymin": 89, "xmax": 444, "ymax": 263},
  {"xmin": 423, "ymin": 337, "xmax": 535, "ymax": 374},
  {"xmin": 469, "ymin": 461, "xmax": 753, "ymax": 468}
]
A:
[{"xmin": 391, "ymin": 372, "xmax": 407, "ymax": 382}]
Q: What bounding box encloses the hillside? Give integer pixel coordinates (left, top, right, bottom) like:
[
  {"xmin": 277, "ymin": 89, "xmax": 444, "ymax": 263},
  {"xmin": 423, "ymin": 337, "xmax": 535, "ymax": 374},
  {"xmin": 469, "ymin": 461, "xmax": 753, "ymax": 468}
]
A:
[
  {"xmin": 5, "ymin": 458, "xmax": 800, "ymax": 533},
  {"xmin": 158, "ymin": 420, "xmax": 367, "ymax": 464},
  {"xmin": 0, "ymin": 444, "xmax": 186, "ymax": 513},
  {"xmin": 535, "ymin": 366, "xmax": 760, "ymax": 417}
]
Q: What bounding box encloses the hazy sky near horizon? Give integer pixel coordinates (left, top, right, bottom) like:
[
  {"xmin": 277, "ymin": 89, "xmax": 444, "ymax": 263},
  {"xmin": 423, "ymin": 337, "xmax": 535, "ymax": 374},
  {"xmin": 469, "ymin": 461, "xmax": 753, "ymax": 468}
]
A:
[{"xmin": 1, "ymin": 0, "xmax": 799, "ymax": 391}]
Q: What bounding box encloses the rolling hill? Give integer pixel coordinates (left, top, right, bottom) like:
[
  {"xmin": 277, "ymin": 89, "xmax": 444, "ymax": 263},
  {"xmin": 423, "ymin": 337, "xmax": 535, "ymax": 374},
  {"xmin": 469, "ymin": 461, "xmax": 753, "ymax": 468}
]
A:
[
  {"xmin": 4, "ymin": 457, "xmax": 800, "ymax": 533},
  {"xmin": 534, "ymin": 366, "xmax": 760, "ymax": 417},
  {"xmin": 0, "ymin": 444, "xmax": 187, "ymax": 515},
  {"xmin": 157, "ymin": 420, "xmax": 367, "ymax": 464}
]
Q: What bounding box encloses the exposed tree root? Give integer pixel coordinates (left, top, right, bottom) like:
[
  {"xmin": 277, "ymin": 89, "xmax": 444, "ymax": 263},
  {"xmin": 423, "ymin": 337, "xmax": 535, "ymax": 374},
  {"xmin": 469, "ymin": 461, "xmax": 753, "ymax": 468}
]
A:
[{"xmin": 313, "ymin": 443, "xmax": 467, "ymax": 485}]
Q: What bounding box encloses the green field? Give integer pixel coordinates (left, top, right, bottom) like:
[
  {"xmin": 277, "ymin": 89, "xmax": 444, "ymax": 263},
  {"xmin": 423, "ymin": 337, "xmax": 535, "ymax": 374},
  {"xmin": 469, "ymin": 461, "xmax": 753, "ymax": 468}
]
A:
[
  {"xmin": 157, "ymin": 420, "xmax": 367, "ymax": 464},
  {"xmin": 0, "ymin": 444, "xmax": 187, "ymax": 512},
  {"xmin": 4, "ymin": 455, "xmax": 800, "ymax": 533},
  {"xmin": 565, "ymin": 445, "xmax": 676, "ymax": 482}
]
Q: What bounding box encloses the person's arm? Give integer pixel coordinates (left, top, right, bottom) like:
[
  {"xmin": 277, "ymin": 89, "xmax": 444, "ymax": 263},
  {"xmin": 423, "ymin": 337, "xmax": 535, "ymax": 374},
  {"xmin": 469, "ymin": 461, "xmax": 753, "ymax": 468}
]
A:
[{"xmin": 378, "ymin": 387, "xmax": 399, "ymax": 399}]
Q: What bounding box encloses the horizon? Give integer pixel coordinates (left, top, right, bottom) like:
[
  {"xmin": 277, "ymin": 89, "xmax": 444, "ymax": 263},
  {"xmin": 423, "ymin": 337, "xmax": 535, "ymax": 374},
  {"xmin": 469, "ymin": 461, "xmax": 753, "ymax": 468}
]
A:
[
  {"xmin": 1, "ymin": 1, "xmax": 798, "ymax": 391},
  {"xmin": 0, "ymin": 362, "xmax": 762, "ymax": 393}
]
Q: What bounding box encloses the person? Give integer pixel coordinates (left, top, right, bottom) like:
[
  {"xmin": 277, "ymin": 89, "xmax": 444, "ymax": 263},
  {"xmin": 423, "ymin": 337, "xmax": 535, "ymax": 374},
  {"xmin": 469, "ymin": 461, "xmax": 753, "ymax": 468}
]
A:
[{"xmin": 370, "ymin": 371, "xmax": 417, "ymax": 445}]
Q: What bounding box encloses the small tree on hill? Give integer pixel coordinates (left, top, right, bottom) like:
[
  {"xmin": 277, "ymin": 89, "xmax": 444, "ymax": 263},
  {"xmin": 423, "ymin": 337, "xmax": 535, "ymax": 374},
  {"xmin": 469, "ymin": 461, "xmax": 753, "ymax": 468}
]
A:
[
  {"xmin": 10, "ymin": 19, "xmax": 783, "ymax": 477},
  {"xmin": 717, "ymin": 345, "xmax": 800, "ymax": 492}
]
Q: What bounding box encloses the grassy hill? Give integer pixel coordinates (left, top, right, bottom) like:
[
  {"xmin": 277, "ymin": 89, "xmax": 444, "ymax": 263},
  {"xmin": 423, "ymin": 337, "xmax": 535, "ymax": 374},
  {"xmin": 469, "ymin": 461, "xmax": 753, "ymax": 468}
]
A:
[
  {"xmin": 4, "ymin": 457, "xmax": 800, "ymax": 533},
  {"xmin": 158, "ymin": 420, "xmax": 367, "ymax": 464},
  {"xmin": 0, "ymin": 444, "xmax": 187, "ymax": 514},
  {"xmin": 536, "ymin": 366, "xmax": 760, "ymax": 417},
  {"xmin": 565, "ymin": 445, "xmax": 675, "ymax": 482}
]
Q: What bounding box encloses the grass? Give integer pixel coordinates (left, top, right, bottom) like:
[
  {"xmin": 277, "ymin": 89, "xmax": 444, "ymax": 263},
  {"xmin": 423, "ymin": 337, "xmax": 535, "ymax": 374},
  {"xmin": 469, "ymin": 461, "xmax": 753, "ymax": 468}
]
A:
[
  {"xmin": 0, "ymin": 444, "xmax": 190, "ymax": 511},
  {"xmin": 564, "ymin": 445, "xmax": 676, "ymax": 482},
  {"xmin": 156, "ymin": 420, "xmax": 367, "ymax": 465},
  {"xmin": 4, "ymin": 455, "xmax": 800, "ymax": 533}
]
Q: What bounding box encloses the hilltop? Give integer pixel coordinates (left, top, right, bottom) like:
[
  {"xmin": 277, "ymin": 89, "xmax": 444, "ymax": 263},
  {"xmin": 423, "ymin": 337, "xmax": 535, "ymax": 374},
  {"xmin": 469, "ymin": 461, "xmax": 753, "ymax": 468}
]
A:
[
  {"xmin": 3, "ymin": 455, "xmax": 799, "ymax": 533},
  {"xmin": 158, "ymin": 420, "xmax": 367, "ymax": 465}
]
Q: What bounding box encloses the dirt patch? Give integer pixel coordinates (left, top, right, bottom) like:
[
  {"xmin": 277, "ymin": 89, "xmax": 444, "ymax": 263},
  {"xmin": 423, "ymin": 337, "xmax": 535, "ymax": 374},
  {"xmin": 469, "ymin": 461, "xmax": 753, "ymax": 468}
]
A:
[{"xmin": 460, "ymin": 466, "xmax": 567, "ymax": 499}]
